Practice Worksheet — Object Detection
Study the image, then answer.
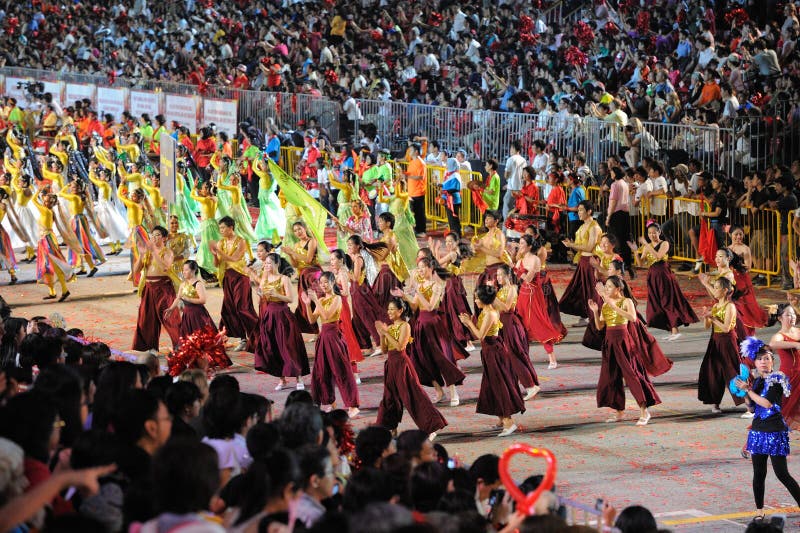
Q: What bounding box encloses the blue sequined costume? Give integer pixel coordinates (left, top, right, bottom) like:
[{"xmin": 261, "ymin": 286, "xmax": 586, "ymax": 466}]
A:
[{"xmin": 746, "ymin": 372, "xmax": 792, "ymax": 457}]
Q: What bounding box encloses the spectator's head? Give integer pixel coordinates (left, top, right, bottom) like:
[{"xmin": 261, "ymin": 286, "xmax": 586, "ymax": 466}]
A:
[
  {"xmin": 409, "ymin": 461, "xmax": 448, "ymax": 513},
  {"xmin": 396, "ymin": 429, "xmax": 435, "ymax": 466},
  {"xmin": 112, "ymin": 389, "xmax": 171, "ymax": 454},
  {"xmin": 285, "ymin": 389, "xmax": 314, "ymax": 406},
  {"xmin": 92, "ymin": 361, "xmax": 141, "ymax": 431},
  {"xmin": 179, "ymin": 369, "xmax": 209, "ymax": 404},
  {"xmin": 468, "ymin": 454, "xmax": 501, "ymax": 501},
  {"xmin": 356, "ymin": 425, "xmax": 395, "ymax": 469},
  {"xmin": 19, "ymin": 333, "xmax": 62, "ymax": 369},
  {"xmin": 510, "ymin": 139, "xmax": 522, "ymax": 155},
  {"xmin": 343, "ymin": 467, "xmax": 396, "ymax": 511},
  {"xmin": 33, "ymin": 364, "xmax": 85, "ymax": 448},
  {"xmin": 153, "ymin": 439, "xmax": 220, "ymax": 515},
  {"xmin": 0, "ymin": 390, "xmax": 60, "ymax": 464},
  {"xmin": 278, "ymin": 402, "xmax": 324, "ymax": 448},
  {"xmin": 236, "ymin": 448, "xmax": 302, "ymax": 525},
  {"xmin": 203, "ymin": 378, "xmax": 241, "ymax": 440},
  {"xmin": 136, "ymin": 352, "xmax": 160, "ymax": 378},
  {"xmin": 165, "ymin": 380, "xmax": 202, "ymax": 422},
  {"xmin": 298, "ymin": 444, "xmax": 336, "ymax": 501},
  {"xmin": 614, "ymin": 505, "xmax": 658, "ymax": 533}
]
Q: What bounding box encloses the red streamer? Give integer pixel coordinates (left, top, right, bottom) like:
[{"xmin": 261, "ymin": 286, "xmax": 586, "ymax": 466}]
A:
[{"xmin": 167, "ymin": 326, "xmax": 231, "ymax": 377}]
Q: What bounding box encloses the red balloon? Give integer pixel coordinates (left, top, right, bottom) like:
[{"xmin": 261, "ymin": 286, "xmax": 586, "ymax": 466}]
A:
[{"xmin": 498, "ymin": 444, "xmax": 557, "ymax": 516}]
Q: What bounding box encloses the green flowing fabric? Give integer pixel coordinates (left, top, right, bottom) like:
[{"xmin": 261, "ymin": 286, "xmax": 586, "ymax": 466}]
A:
[{"xmin": 389, "ymin": 194, "xmax": 419, "ymax": 272}]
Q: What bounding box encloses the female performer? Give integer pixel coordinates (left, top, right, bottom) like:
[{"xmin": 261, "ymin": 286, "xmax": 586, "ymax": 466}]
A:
[
  {"xmin": 165, "ymin": 260, "xmax": 217, "ymax": 338},
  {"xmin": 32, "ymin": 190, "xmax": 74, "ymax": 300},
  {"xmin": 339, "ymin": 199, "xmax": 373, "ymax": 243},
  {"xmin": 118, "ymin": 184, "xmax": 150, "ymax": 283},
  {"xmin": 88, "ymin": 165, "xmax": 128, "ymax": 256},
  {"xmin": 697, "ymin": 277, "xmax": 743, "ymax": 413},
  {"xmin": 253, "ymin": 157, "xmax": 285, "ymax": 244},
  {"xmin": 769, "ymin": 304, "xmax": 800, "ymax": 430},
  {"xmin": 699, "ymin": 248, "xmax": 750, "ymax": 341},
  {"xmin": 588, "ymin": 276, "xmax": 660, "ymax": 425},
  {"xmin": 430, "ymin": 233, "xmax": 476, "ymax": 354},
  {"xmin": 255, "ymin": 252, "xmax": 309, "ymax": 391},
  {"xmin": 629, "ymin": 222, "xmax": 698, "ymax": 340},
  {"xmin": 376, "ymin": 298, "xmax": 448, "ymax": 440},
  {"xmin": 173, "ymin": 163, "xmax": 200, "ymax": 236},
  {"xmin": 0, "ymin": 188, "xmax": 17, "ymax": 285},
  {"xmin": 166, "ymin": 215, "xmax": 195, "ymax": 284},
  {"xmin": 385, "ymin": 177, "xmax": 420, "ymax": 273},
  {"xmin": 346, "ymin": 235, "xmax": 386, "ymax": 354},
  {"xmin": 393, "ymin": 256, "xmax": 465, "ymax": 407},
  {"xmin": 470, "ymin": 210, "xmax": 509, "ymax": 288},
  {"xmin": 736, "ymin": 338, "xmax": 800, "ymax": 520},
  {"xmin": 559, "ymin": 200, "xmax": 602, "ymax": 327},
  {"xmin": 301, "ymin": 271, "xmax": 360, "ymax": 417},
  {"xmin": 515, "ymin": 235, "xmax": 565, "ymax": 369},
  {"xmin": 9, "ymin": 173, "xmax": 38, "ymax": 262},
  {"xmin": 459, "ymin": 285, "xmax": 526, "ymax": 437},
  {"xmin": 729, "ymin": 226, "xmax": 769, "ymax": 335},
  {"xmin": 212, "ymin": 216, "xmax": 259, "ymax": 352},
  {"xmin": 190, "ymin": 180, "xmax": 221, "ymax": 277},
  {"xmin": 330, "ymin": 249, "xmax": 365, "ymax": 384},
  {"xmin": 57, "ymin": 179, "xmax": 105, "ymax": 277},
  {"xmin": 373, "ymin": 212, "xmax": 408, "ymax": 309},
  {"xmin": 216, "ymin": 173, "xmax": 258, "ymax": 263},
  {"xmin": 494, "ymin": 264, "xmax": 540, "ymax": 400},
  {"xmin": 284, "ymin": 220, "xmax": 323, "ymax": 335}
]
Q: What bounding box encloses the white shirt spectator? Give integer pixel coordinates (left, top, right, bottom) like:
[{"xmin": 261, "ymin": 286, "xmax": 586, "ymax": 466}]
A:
[
  {"xmin": 531, "ymin": 152, "xmax": 549, "ymax": 180},
  {"xmin": 466, "ymin": 39, "xmax": 482, "ymax": 64},
  {"xmin": 452, "ymin": 8, "xmax": 467, "ymax": 39},
  {"xmin": 343, "ymin": 96, "xmax": 362, "ymax": 121},
  {"xmin": 697, "ymin": 46, "xmax": 716, "ymax": 70},
  {"xmin": 650, "ymin": 175, "xmax": 668, "ymax": 216},
  {"xmin": 674, "ymin": 175, "xmax": 699, "ymax": 216},
  {"xmin": 219, "ymin": 42, "xmax": 233, "ymax": 60},
  {"xmin": 635, "ymin": 179, "xmax": 653, "ymax": 216},
  {"xmin": 202, "ymin": 437, "xmax": 242, "ymax": 478},
  {"xmin": 505, "ymin": 153, "xmax": 526, "ymax": 191},
  {"xmin": 320, "ymin": 45, "xmax": 333, "ymax": 65},
  {"xmin": 425, "ymin": 53, "xmax": 440, "ymax": 75}
]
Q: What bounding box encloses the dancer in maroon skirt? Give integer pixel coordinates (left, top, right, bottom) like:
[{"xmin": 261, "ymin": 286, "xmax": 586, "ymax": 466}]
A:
[
  {"xmin": 729, "ymin": 227, "xmax": 769, "ymax": 336},
  {"xmin": 346, "ymin": 235, "xmax": 386, "ymax": 355},
  {"xmin": 392, "ymin": 256, "xmax": 465, "ymax": 407},
  {"xmin": 559, "ymin": 200, "xmax": 602, "ymax": 327},
  {"xmin": 376, "ymin": 297, "xmax": 448, "ymax": 439},
  {"xmin": 132, "ymin": 226, "xmax": 180, "ymax": 352},
  {"xmin": 629, "ymin": 221, "xmax": 698, "ymax": 340},
  {"xmin": 284, "ymin": 220, "xmax": 323, "ymax": 335},
  {"xmin": 494, "ymin": 264, "xmax": 540, "ymax": 400},
  {"xmin": 471, "ymin": 210, "xmax": 509, "ymax": 288},
  {"xmin": 372, "ymin": 213, "xmax": 406, "ymax": 309},
  {"xmin": 588, "ymin": 275, "xmax": 660, "ymax": 425},
  {"xmin": 515, "ymin": 235, "xmax": 565, "ymax": 369},
  {"xmin": 525, "ymin": 226, "xmax": 567, "ymax": 339},
  {"xmin": 255, "ymin": 252, "xmax": 310, "ymax": 391},
  {"xmin": 769, "ymin": 303, "xmax": 800, "ymax": 429},
  {"xmin": 302, "ymin": 271, "xmax": 360, "ymax": 417},
  {"xmin": 212, "ymin": 216, "xmax": 259, "ymax": 352},
  {"xmin": 459, "ymin": 285, "xmax": 525, "ymax": 437},
  {"xmin": 165, "ymin": 260, "xmax": 217, "ymax": 338},
  {"xmin": 431, "ymin": 232, "xmax": 476, "ymax": 354},
  {"xmin": 697, "ymin": 277, "xmax": 744, "ymax": 413},
  {"xmin": 329, "ymin": 249, "xmax": 365, "ymax": 384}
]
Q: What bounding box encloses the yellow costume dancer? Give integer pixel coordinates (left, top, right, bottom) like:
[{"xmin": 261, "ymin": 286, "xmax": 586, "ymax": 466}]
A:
[
  {"xmin": 9, "ymin": 171, "xmax": 37, "ymax": 261},
  {"xmin": 88, "ymin": 168, "xmax": 128, "ymax": 254},
  {"xmin": 190, "ymin": 181, "xmax": 221, "ymax": 276},
  {"xmin": 216, "ymin": 173, "xmax": 257, "ymax": 262},
  {"xmin": 33, "ymin": 191, "xmax": 74, "ymax": 300},
  {"xmin": 57, "ymin": 181, "xmax": 105, "ymax": 276}
]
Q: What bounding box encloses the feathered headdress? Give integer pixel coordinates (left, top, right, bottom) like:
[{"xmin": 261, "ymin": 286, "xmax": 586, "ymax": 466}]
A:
[{"xmin": 740, "ymin": 336, "xmax": 765, "ymax": 361}]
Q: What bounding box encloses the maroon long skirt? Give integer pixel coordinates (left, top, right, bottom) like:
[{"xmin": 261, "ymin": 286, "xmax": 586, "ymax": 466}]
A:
[
  {"xmin": 377, "ymin": 348, "xmax": 448, "ymax": 434},
  {"xmin": 350, "ymin": 279, "xmax": 384, "ymax": 348},
  {"xmin": 499, "ymin": 311, "xmax": 539, "ymax": 388},
  {"xmin": 219, "ymin": 269, "xmax": 259, "ymax": 342},
  {"xmin": 627, "ymin": 315, "xmax": 673, "ymax": 377},
  {"xmin": 133, "ymin": 276, "xmax": 180, "ymax": 351},
  {"xmin": 596, "ymin": 326, "xmax": 661, "ymax": 411},
  {"xmin": 698, "ymin": 330, "xmax": 744, "ymax": 406},
  {"xmin": 180, "ymin": 302, "xmax": 217, "ymax": 338},
  {"xmin": 540, "ymin": 271, "xmax": 567, "ymax": 337},
  {"xmin": 410, "ymin": 311, "xmax": 466, "ymax": 388},
  {"xmin": 295, "ymin": 266, "xmax": 322, "ymax": 334},
  {"xmin": 733, "ymin": 270, "xmax": 769, "ymax": 331},
  {"xmin": 476, "ymin": 263, "xmax": 501, "ymax": 288},
  {"xmin": 442, "ymin": 275, "xmax": 474, "ymax": 354},
  {"xmin": 645, "ymin": 261, "xmax": 699, "ymax": 331},
  {"xmin": 254, "ymin": 301, "xmax": 309, "ymax": 378},
  {"xmin": 778, "ymin": 344, "xmax": 800, "ymax": 429},
  {"xmin": 476, "ymin": 335, "xmax": 526, "ymax": 418},
  {"xmin": 311, "ymin": 322, "xmax": 359, "ymax": 407},
  {"xmin": 558, "ymin": 256, "xmax": 596, "ymax": 318},
  {"xmin": 372, "ymin": 264, "xmax": 400, "ymax": 310},
  {"xmin": 581, "ymin": 290, "xmax": 605, "ymax": 351}
]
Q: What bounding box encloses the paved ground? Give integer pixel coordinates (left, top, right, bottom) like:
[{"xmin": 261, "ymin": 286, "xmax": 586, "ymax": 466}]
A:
[{"xmin": 4, "ymin": 245, "xmax": 800, "ymax": 532}]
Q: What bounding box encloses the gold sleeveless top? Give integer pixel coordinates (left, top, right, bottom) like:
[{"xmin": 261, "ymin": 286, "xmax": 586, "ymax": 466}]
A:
[
  {"xmin": 294, "ymin": 240, "xmax": 317, "ymax": 271},
  {"xmin": 319, "ymin": 295, "xmax": 341, "ymax": 323},
  {"xmin": 387, "ymin": 322, "xmax": 412, "ymax": 345},
  {"xmin": 219, "ymin": 236, "xmax": 247, "ymax": 276},
  {"xmin": 640, "ymin": 241, "xmax": 667, "ymax": 267},
  {"xmin": 418, "ymin": 281, "xmax": 436, "ymax": 302},
  {"xmin": 575, "ymin": 219, "xmax": 600, "ymax": 257},
  {"xmin": 712, "ymin": 302, "xmax": 735, "ymax": 333},
  {"xmin": 496, "ymin": 285, "xmax": 517, "ymax": 309},
  {"xmin": 601, "ymin": 298, "xmax": 629, "ymax": 326},
  {"xmin": 596, "ymin": 250, "xmax": 615, "ymax": 271},
  {"xmin": 715, "ymin": 270, "xmax": 736, "ymax": 286},
  {"xmin": 446, "ymin": 263, "xmax": 462, "ymax": 276},
  {"xmin": 261, "ymin": 276, "xmax": 286, "ymax": 302},
  {"xmin": 179, "ymin": 281, "xmax": 199, "ymax": 299},
  {"xmin": 477, "ymin": 309, "xmax": 502, "ymax": 337}
]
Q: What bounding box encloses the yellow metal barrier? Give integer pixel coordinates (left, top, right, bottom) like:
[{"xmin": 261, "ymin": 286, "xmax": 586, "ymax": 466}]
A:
[
  {"xmin": 279, "ymin": 146, "xmax": 303, "ymax": 176},
  {"xmin": 662, "ymin": 196, "xmax": 706, "ymax": 263},
  {"xmin": 744, "ymin": 206, "xmax": 781, "ymax": 285}
]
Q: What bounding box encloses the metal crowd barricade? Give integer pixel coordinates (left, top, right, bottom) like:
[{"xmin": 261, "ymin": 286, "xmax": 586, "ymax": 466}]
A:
[
  {"xmin": 663, "ymin": 196, "xmax": 706, "ymax": 263},
  {"xmin": 742, "ymin": 206, "xmax": 781, "ymax": 285},
  {"xmin": 279, "ymin": 146, "xmax": 303, "ymax": 176},
  {"xmin": 640, "ymin": 121, "xmax": 722, "ymax": 177}
]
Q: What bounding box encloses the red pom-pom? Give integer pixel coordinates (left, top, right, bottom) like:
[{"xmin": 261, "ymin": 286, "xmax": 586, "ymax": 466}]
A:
[
  {"xmin": 519, "ymin": 15, "xmax": 534, "ymax": 34},
  {"xmin": 520, "ymin": 32, "xmax": 539, "ymax": 47},
  {"xmin": 751, "ymin": 92, "xmax": 769, "ymax": 108},
  {"xmin": 603, "ymin": 21, "xmax": 619, "ymax": 36},
  {"xmin": 168, "ymin": 326, "xmax": 231, "ymax": 377},
  {"xmin": 724, "ymin": 8, "xmax": 749, "ymax": 27},
  {"xmin": 564, "ymin": 46, "xmax": 588, "ymax": 67},
  {"xmin": 428, "ymin": 12, "xmax": 443, "ymax": 27},
  {"xmin": 325, "ymin": 69, "xmax": 339, "ymax": 85},
  {"xmin": 573, "ymin": 21, "xmax": 595, "ymax": 48},
  {"xmin": 510, "ymin": 56, "xmax": 519, "ymax": 67}
]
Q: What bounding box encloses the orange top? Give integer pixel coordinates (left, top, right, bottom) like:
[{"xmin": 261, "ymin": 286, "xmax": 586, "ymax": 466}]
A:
[
  {"xmin": 697, "ymin": 82, "xmax": 721, "ymax": 106},
  {"xmin": 406, "ymin": 157, "xmax": 427, "ymax": 197}
]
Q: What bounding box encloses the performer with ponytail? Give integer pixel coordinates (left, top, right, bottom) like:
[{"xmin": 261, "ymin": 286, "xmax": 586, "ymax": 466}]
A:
[
  {"xmin": 32, "ymin": 190, "xmax": 73, "ymax": 301},
  {"xmin": 0, "ymin": 189, "xmax": 18, "ymax": 285},
  {"xmin": 385, "ymin": 176, "xmax": 420, "ymax": 272},
  {"xmin": 118, "ymin": 184, "xmax": 150, "ymax": 283},
  {"xmin": 252, "ymin": 156, "xmax": 285, "ymax": 243},
  {"xmin": 373, "ymin": 212, "xmax": 408, "ymax": 309},
  {"xmin": 284, "ymin": 220, "xmax": 323, "ymax": 335},
  {"xmin": 88, "ymin": 164, "xmax": 128, "ymax": 256},
  {"xmin": 629, "ymin": 221, "xmax": 698, "ymax": 341},
  {"xmin": 560, "ymin": 200, "xmax": 602, "ymax": 327},
  {"xmin": 255, "ymin": 252, "xmax": 309, "ymax": 391},
  {"xmin": 698, "ymin": 276, "xmax": 743, "ymax": 413},
  {"xmin": 525, "ymin": 226, "xmax": 567, "ymax": 339},
  {"xmin": 459, "ymin": 285, "xmax": 526, "ymax": 437},
  {"xmin": 302, "ymin": 271, "xmax": 360, "ymax": 417},
  {"xmin": 164, "ymin": 259, "xmax": 217, "ymax": 338},
  {"xmin": 212, "ymin": 216, "xmax": 259, "ymax": 352},
  {"xmin": 57, "ymin": 179, "xmax": 105, "ymax": 277},
  {"xmin": 330, "ymin": 249, "xmax": 365, "ymax": 383},
  {"xmin": 588, "ymin": 275, "xmax": 660, "ymax": 425},
  {"xmin": 190, "ymin": 180, "xmax": 221, "ymax": 278},
  {"xmin": 728, "ymin": 226, "xmax": 769, "ymax": 335},
  {"xmin": 515, "ymin": 234, "xmax": 565, "ymax": 369},
  {"xmin": 735, "ymin": 337, "xmax": 800, "ymax": 519},
  {"xmin": 375, "ymin": 297, "xmax": 448, "ymax": 439},
  {"xmin": 769, "ymin": 304, "xmax": 800, "ymax": 429},
  {"xmin": 216, "ymin": 173, "xmax": 258, "ymax": 263},
  {"xmin": 393, "ymin": 256, "xmax": 465, "ymax": 407},
  {"xmin": 494, "ymin": 264, "xmax": 540, "ymax": 400},
  {"xmin": 346, "ymin": 235, "xmax": 386, "ymax": 354},
  {"xmin": 470, "ymin": 210, "xmax": 509, "ymax": 288},
  {"xmin": 9, "ymin": 173, "xmax": 38, "ymax": 263},
  {"xmin": 430, "ymin": 232, "xmax": 476, "ymax": 354}
]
